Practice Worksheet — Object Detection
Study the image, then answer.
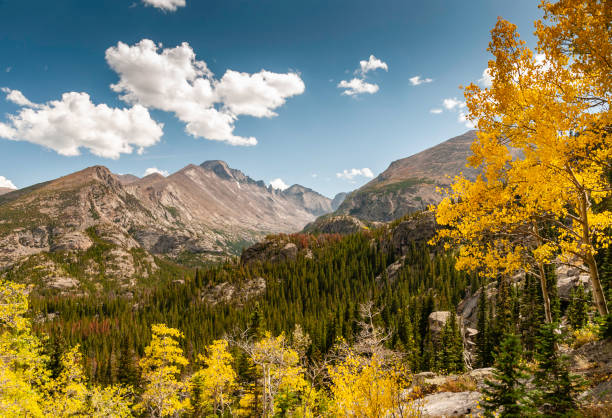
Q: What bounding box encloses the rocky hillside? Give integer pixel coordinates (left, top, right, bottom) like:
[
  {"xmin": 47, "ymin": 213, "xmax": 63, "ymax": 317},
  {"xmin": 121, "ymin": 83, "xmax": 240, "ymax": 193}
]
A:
[
  {"xmin": 336, "ymin": 130, "xmax": 479, "ymax": 222},
  {"xmin": 0, "ymin": 162, "xmax": 333, "ymax": 286},
  {"xmin": 280, "ymin": 184, "xmax": 333, "ymax": 216}
]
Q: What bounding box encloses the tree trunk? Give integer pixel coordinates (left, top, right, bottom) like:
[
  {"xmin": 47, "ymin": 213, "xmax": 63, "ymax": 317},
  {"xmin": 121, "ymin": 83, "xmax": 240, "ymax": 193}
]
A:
[
  {"xmin": 578, "ymin": 189, "xmax": 609, "ymax": 316},
  {"xmin": 586, "ymin": 251, "xmax": 609, "ymax": 316}
]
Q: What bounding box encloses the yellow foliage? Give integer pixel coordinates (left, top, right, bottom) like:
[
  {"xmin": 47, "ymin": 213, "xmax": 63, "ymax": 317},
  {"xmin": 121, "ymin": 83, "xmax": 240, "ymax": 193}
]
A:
[
  {"xmin": 572, "ymin": 323, "xmax": 600, "ymax": 348},
  {"xmin": 190, "ymin": 339, "xmax": 237, "ymax": 415},
  {"xmin": 328, "ymin": 353, "xmax": 421, "ymax": 417},
  {"xmin": 135, "ymin": 323, "xmax": 190, "ymax": 417},
  {"xmin": 434, "ymin": 0, "xmax": 611, "ymax": 315},
  {"xmin": 44, "ymin": 346, "xmax": 89, "ymax": 416}
]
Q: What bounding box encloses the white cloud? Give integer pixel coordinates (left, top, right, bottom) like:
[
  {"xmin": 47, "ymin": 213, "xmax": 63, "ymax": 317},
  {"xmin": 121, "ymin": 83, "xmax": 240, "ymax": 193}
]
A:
[
  {"xmin": 338, "ymin": 78, "xmax": 379, "ymax": 96},
  {"xmin": 409, "ymin": 75, "xmax": 433, "ymax": 86},
  {"xmin": 142, "ymin": 0, "xmax": 185, "ymax": 12},
  {"xmin": 311, "ymin": 173, "xmax": 318, "ymax": 178},
  {"xmin": 336, "ymin": 168, "xmax": 374, "ymax": 181},
  {"xmin": 442, "ymin": 97, "xmax": 466, "ymax": 110},
  {"xmin": 339, "ymin": 55, "xmax": 387, "ymax": 97},
  {"xmin": 1, "ymin": 88, "xmax": 38, "ymax": 107},
  {"xmin": 270, "ymin": 178, "xmax": 289, "ymax": 190},
  {"xmin": 144, "ymin": 167, "xmax": 169, "ymax": 177},
  {"xmin": 430, "ymin": 108, "xmax": 443, "ymax": 114},
  {"xmin": 106, "ymin": 39, "xmax": 304, "ymax": 146},
  {"xmin": 359, "ymin": 55, "xmax": 388, "ymax": 75},
  {"xmin": 0, "ymin": 90, "xmax": 163, "ymax": 159},
  {"xmin": 0, "ymin": 176, "xmax": 16, "ymax": 189},
  {"xmin": 458, "ymin": 111, "xmax": 475, "ymax": 129},
  {"xmin": 478, "ymin": 68, "xmax": 492, "ymax": 88}
]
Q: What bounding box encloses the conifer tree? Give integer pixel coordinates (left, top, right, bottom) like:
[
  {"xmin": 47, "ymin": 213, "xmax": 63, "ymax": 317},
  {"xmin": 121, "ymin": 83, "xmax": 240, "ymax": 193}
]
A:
[
  {"xmin": 476, "ymin": 285, "xmax": 492, "ymax": 367},
  {"xmin": 568, "ymin": 284, "xmax": 590, "ymax": 330},
  {"xmin": 531, "ymin": 323, "xmax": 582, "ymax": 416},
  {"xmin": 481, "ymin": 334, "xmax": 533, "ymax": 417},
  {"xmin": 437, "ymin": 314, "xmax": 464, "ymax": 373}
]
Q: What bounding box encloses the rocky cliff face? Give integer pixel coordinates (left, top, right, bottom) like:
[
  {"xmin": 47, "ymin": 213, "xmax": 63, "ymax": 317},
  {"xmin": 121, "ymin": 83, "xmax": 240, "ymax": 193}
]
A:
[
  {"xmin": 280, "ymin": 184, "xmax": 333, "ymax": 216},
  {"xmin": 0, "ymin": 162, "xmax": 333, "ymax": 277},
  {"xmin": 336, "ymin": 131, "xmax": 480, "ymax": 222},
  {"xmin": 331, "ymin": 192, "xmax": 347, "ymax": 210}
]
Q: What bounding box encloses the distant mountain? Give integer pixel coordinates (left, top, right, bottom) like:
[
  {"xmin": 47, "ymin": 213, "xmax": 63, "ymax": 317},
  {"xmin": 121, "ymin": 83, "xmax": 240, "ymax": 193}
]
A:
[
  {"xmin": 0, "ymin": 187, "xmax": 15, "ymax": 196},
  {"xmin": 0, "ymin": 162, "xmax": 333, "ymax": 288},
  {"xmin": 280, "ymin": 184, "xmax": 333, "ymax": 216},
  {"xmin": 336, "ymin": 130, "xmax": 479, "ymax": 222},
  {"xmin": 115, "ymin": 174, "xmax": 140, "ymax": 184},
  {"xmin": 331, "ymin": 192, "xmax": 347, "ymax": 210}
]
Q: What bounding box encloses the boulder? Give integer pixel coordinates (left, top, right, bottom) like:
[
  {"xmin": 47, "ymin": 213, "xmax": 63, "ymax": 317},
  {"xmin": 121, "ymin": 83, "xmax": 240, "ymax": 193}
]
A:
[
  {"xmin": 428, "ymin": 311, "xmax": 453, "ymax": 336},
  {"xmin": 421, "ymin": 391, "xmax": 481, "ymax": 416}
]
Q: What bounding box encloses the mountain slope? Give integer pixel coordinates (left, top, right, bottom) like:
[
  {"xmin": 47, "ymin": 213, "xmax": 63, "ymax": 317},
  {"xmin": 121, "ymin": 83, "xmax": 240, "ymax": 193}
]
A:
[
  {"xmin": 336, "ymin": 130, "xmax": 479, "ymax": 221},
  {"xmin": 281, "ymin": 184, "xmax": 333, "ymax": 216},
  {"xmin": 0, "ymin": 162, "xmax": 331, "ymax": 280}
]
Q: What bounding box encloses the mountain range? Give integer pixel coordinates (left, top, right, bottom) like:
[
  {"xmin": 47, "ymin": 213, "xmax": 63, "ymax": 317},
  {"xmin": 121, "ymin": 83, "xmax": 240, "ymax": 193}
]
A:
[
  {"xmin": 0, "ymin": 161, "xmax": 337, "ymax": 273},
  {"xmin": 0, "ymin": 130, "xmax": 479, "ymax": 291}
]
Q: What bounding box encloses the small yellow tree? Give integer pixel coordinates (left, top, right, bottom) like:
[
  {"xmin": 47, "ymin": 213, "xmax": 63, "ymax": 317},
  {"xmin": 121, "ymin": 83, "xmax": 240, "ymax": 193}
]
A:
[
  {"xmin": 88, "ymin": 385, "xmax": 134, "ymax": 418},
  {"xmin": 235, "ymin": 331, "xmax": 308, "ymax": 417},
  {"xmin": 44, "ymin": 346, "xmax": 89, "ymax": 416},
  {"xmin": 328, "ymin": 352, "xmax": 419, "ymax": 417},
  {"xmin": 191, "ymin": 339, "xmax": 237, "ymax": 416},
  {"xmin": 0, "ymin": 280, "xmax": 49, "ymax": 417},
  {"xmin": 136, "ymin": 324, "xmax": 190, "ymax": 417}
]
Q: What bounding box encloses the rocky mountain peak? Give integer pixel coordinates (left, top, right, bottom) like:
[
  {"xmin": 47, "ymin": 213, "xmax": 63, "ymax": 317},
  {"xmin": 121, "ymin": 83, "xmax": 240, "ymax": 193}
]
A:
[{"xmin": 200, "ymin": 160, "xmax": 234, "ymax": 180}]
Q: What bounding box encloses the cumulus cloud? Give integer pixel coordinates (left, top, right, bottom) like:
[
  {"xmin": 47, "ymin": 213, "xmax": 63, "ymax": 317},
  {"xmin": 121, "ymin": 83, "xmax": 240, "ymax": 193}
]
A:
[
  {"xmin": 106, "ymin": 39, "xmax": 304, "ymax": 146},
  {"xmin": 339, "ymin": 55, "xmax": 387, "ymax": 97},
  {"xmin": 359, "ymin": 55, "xmax": 388, "ymax": 75},
  {"xmin": 1, "ymin": 88, "xmax": 38, "ymax": 107},
  {"xmin": 478, "ymin": 68, "xmax": 493, "ymax": 88},
  {"xmin": 442, "ymin": 97, "xmax": 466, "ymax": 110},
  {"xmin": 409, "ymin": 75, "xmax": 433, "ymax": 86},
  {"xmin": 0, "ymin": 89, "xmax": 163, "ymax": 159},
  {"xmin": 270, "ymin": 178, "xmax": 289, "ymax": 190},
  {"xmin": 338, "ymin": 78, "xmax": 379, "ymax": 96},
  {"xmin": 458, "ymin": 111, "xmax": 475, "ymax": 129},
  {"xmin": 336, "ymin": 168, "xmax": 374, "ymax": 181},
  {"xmin": 142, "ymin": 0, "xmax": 185, "ymax": 12},
  {"xmin": 430, "ymin": 108, "xmax": 443, "ymax": 114},
  {"xmin": 0, "ymin": 176, "xmax": 16, "ymax": 189},
  {"xmin": 144, "ymin": 167, "xmax": 169, "ymax": 177}
]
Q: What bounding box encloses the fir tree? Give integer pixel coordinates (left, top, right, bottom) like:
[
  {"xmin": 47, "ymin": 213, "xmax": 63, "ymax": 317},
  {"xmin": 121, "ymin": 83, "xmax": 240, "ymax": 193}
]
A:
[
  {"xmin": 476, "ymin": 284, "xmax": 492, "ymax": 367},
  {"xmin": 437, "ymin": 313, "xmax": 464, "ymax": 373},
  {"xmin": 531, "ymin": 323, "xmax": 582, "ymax": 416},
  {"xmin": 520, "ymin": 273, "xmax": 544, "ymax": 359},
  {"xmin": 568, "ymin": 284, "xmax": 590, "ymax": 330},
  {"xmin": 116, "ymin": 336, "xmax": 139, "ymax": 387},
  {"xmin": 481, "ymin": 334, "xmax": 533, "ymax": 417}
]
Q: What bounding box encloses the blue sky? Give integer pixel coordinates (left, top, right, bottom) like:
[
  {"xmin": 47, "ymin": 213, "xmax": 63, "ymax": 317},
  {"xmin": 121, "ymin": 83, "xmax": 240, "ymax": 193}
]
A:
[{"xmin": 0, "ymin": 0, "xmax": 542, "ymax": 197}]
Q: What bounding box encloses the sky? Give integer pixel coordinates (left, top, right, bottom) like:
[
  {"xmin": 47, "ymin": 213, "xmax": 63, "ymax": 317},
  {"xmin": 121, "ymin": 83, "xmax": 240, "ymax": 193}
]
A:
[{"xmin": 0, "ymin": 0, "xmax": 543, "ymax": 198}]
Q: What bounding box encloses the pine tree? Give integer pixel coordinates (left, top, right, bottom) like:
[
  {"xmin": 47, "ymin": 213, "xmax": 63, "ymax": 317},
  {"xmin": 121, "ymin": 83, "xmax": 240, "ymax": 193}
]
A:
[
  {"xmin": 568, "ymin": 284, "xmax": 590, "ymax": 330},
  {"xmin": 437, "ymin": 313, "xmax": 464, "ymax": 373},
  {"xmin": 481, "ymin": 334, "xmax": 533, "ymax": 417},
  {"xmin": 476, "ymin": 284, "xmax": 492, "ymax": 367},
  {"xmin": 248, "ymin": 302, "xmax": 266, "ymax": 340},
  {"xmin": 531, "ymin": 323, "xmax": 582, "ymax": 416},
  {"xmin": 520, "ymin": 273, "xmax": 543, "ymax": 359},
  {"xmin": 116, "ymin": 336, "xmax": 139, "ymax": 388}
]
